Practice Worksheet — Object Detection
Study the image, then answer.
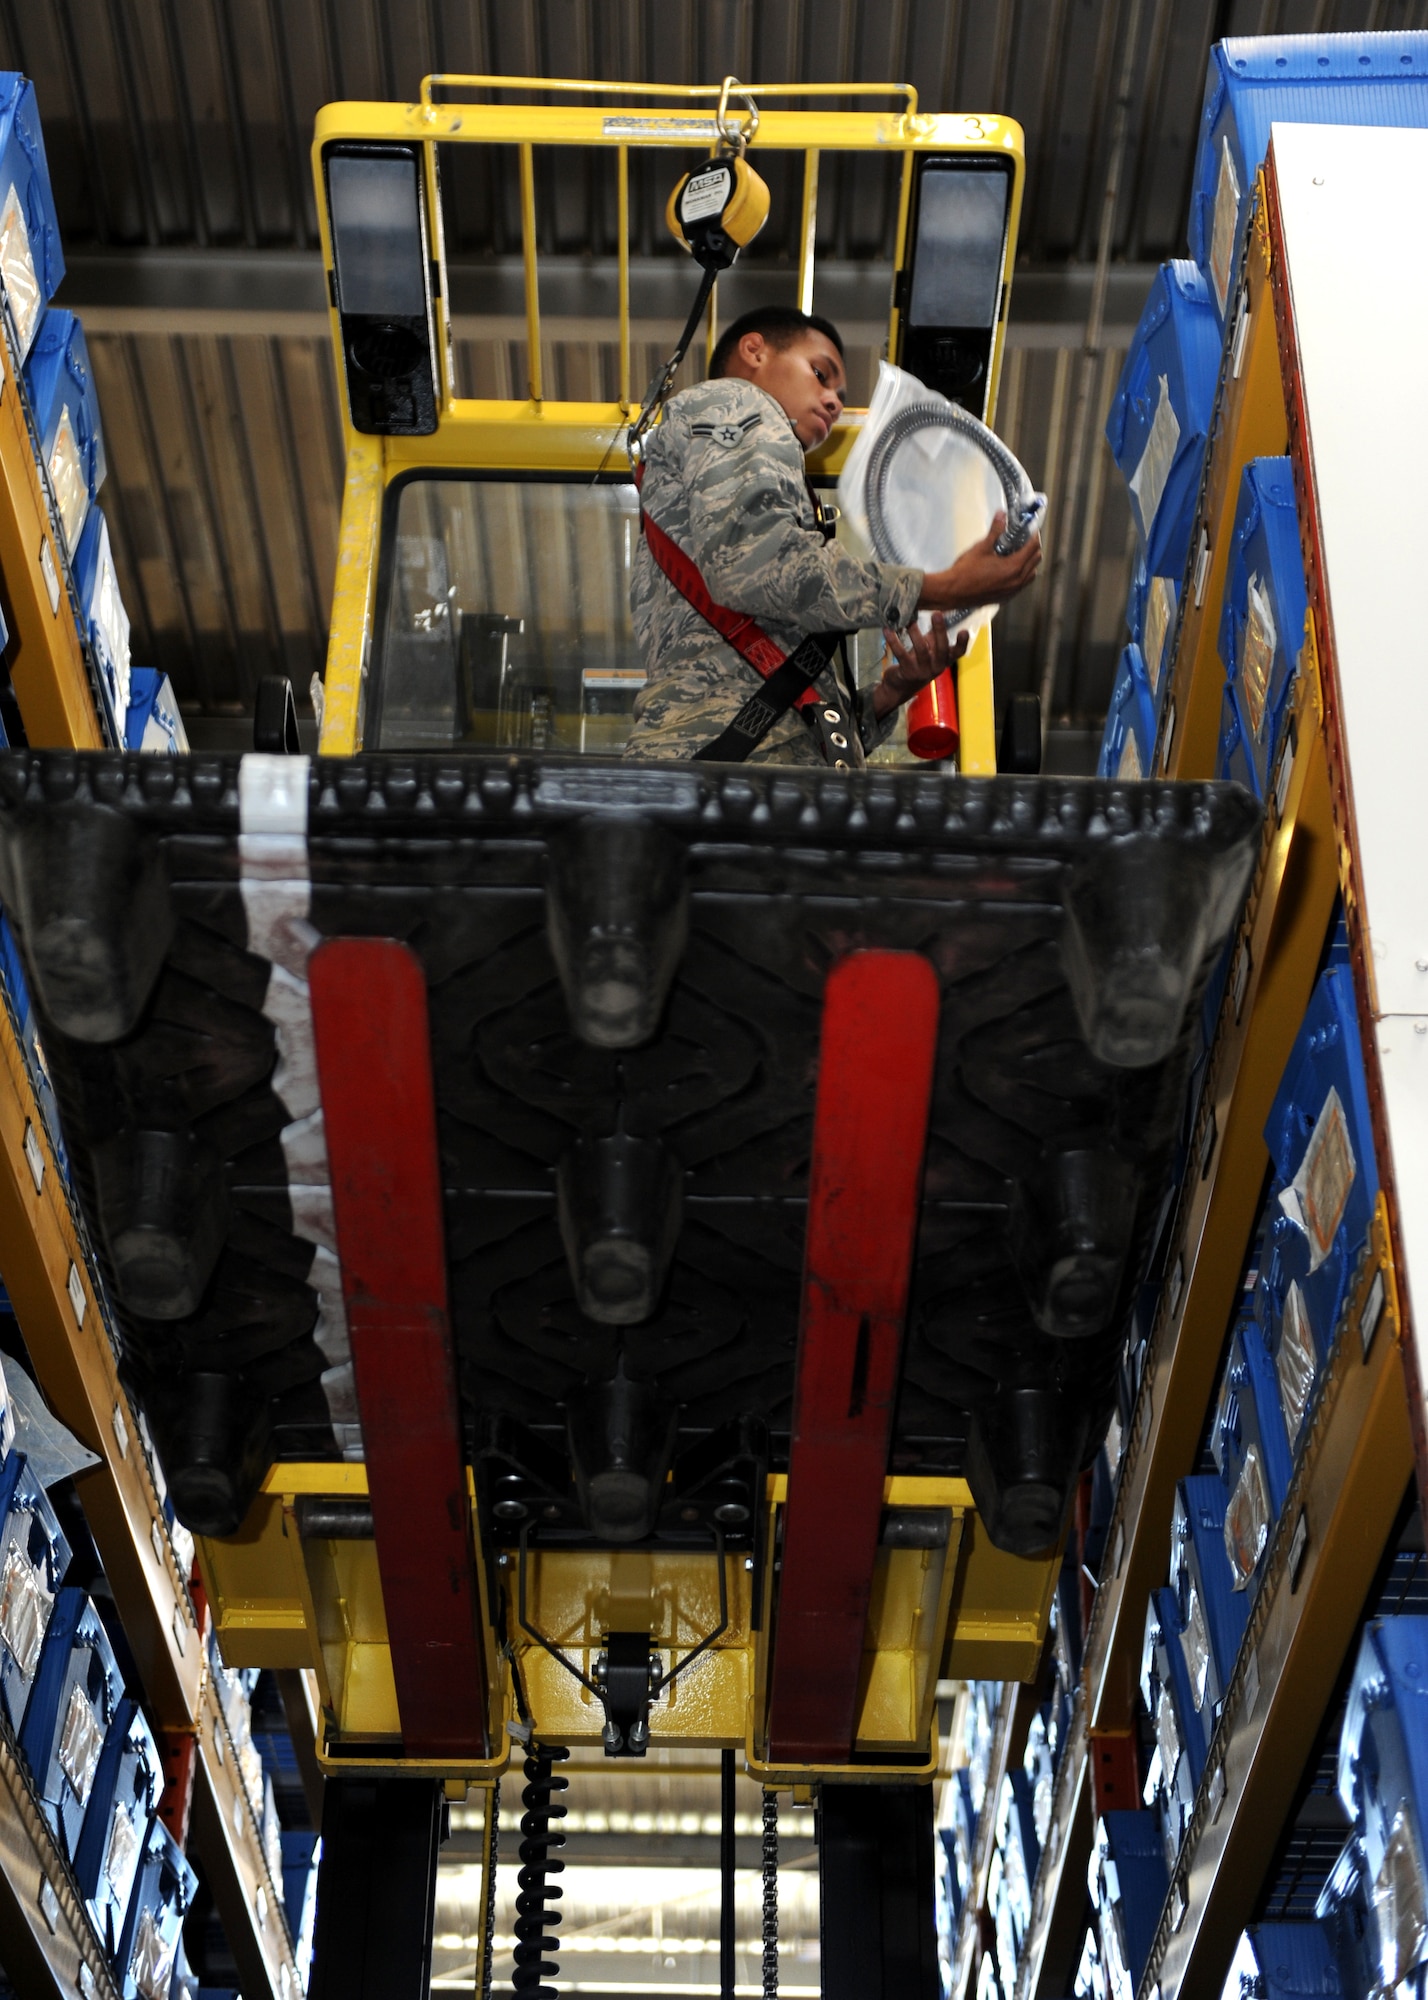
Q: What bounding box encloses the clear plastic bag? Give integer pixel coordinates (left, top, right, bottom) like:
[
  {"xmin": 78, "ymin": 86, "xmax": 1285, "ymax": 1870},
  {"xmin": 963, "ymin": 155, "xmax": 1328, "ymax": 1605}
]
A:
[
  {"xmin": 1276, "ymin": 1280, "xmax": 1317, "ymax": 1445},
  {"xmin": 1371, "ymin": 1804, "xmax": 1428, "ymax": 1987},
  {"xmin": 1180, "ymin": 1582, "xmax": 1213, "ymax": 1712},
  {"xmin": 0, "ymin": 1539, "xmax": 52, "ymax": 1677},
  {"xmin": 1224, "ymin": 1443, "xmax": 1272, "ymax": 1590},
  {"xmin": 130, "ymin": 1905, "xmax": 178, "ymax": 2000},
  {"xmin": 59, "ymin": 1679, "xmax": 104, "ymax": 1805},
  {"xmin": 838, "ymin": 361, "xmax": 1018, "ymax": 645},
  {"xmin": 105, "ymin": 1800, "xmax": 140, "ymax": 1900}
]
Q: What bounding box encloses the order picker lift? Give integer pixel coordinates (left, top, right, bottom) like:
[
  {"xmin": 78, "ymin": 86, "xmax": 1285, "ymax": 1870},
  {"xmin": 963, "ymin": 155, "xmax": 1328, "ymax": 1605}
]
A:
[{"xmin": 0, "ymin": 77, "xmax": 1260, "ymax": 2000}]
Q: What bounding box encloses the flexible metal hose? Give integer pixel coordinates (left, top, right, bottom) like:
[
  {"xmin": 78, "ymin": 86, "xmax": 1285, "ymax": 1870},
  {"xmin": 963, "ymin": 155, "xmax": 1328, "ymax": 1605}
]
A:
[
  {"xmin": 513, "ymin": 1746, "xmax": 569, "ymax": 1998},
  {"xmin": 864, "ymin": 401, "xmax": 1044, "ymax": 627},
  {"xmin": 480, "ymin": 1776, "xmax": 501, "ymax": 2000},
  {"xmin": 762, "ymin": 1789, "xmax": 779, "ymax": 1998}
]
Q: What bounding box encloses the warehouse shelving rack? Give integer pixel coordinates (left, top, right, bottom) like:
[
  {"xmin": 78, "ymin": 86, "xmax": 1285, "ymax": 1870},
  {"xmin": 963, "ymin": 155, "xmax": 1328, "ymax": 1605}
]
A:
[
  {"xmin": 0, "ymin": 926, "xmax": 301, "ymax": 2000},
  {"xmin": 982, "ymin": 122, "xmax": 1428, "ymax": 2000},
  {"xmin": 0, "ymin": 303, "xmax": 299, "ymax": 2000},
  {"xmin": 0, "ymin": 293, "xmax": 113, "ymax": 751}
]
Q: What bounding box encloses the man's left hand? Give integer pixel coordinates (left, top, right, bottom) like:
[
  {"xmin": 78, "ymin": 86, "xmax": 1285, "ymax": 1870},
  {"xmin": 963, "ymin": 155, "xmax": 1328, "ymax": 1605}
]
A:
[{"xmin": 871, "ymin": 612, "xmax": 969, "ymax": 719}]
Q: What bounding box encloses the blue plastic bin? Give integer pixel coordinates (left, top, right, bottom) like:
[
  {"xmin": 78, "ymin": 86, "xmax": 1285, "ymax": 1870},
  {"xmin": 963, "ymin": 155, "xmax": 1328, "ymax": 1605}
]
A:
[
  {"xmin": 1089, "ymin": 1811, "xmax": 1169, "ymax": 2000},
  {"xmin": 1098, "ymin": 643, "xmax": 1158, "ymax": 781},
  {"xmin": 1190, "ymin": 34, "xmax": 1428, "ymax": 322},
  {"xmin": 1220, "ymin": 1923, "xmax": 1345, "ymax": 2000},
  {"xmin": 18, "ymin": 1586, "xmax": 125, "ymax": 1864},
  {"xmin": 72, "ymin": 504, "xmax": 131, "ymax": 742},
  {"xmin": 0, "ymin": 909, "xmax": 70, "ymax": 1174},
  {"xmin": 1212, "ymin": 1316, "xmax": 1295, "ymax": 1592},
  {"xmin": 0, "ymin": 1452, "xmax": 71, "ymax": 1734},
  {"xmin": 1338, "ymin": 1617, "xmax": 1428, "ymax": 1990},
  {"xmin": 1218, "ymin": 459, "xmax": 1308, "ymax": 799},
  {"xmin": 21, "ymin": 308, "xmax": 105, "ymax": 557},
  {"xmin": 125, "ymin": 669, "xmax": 190, "ymax": 756},
  {"xmin": 1317, "ymin": 1837, "xmax": 1379, "ymax": 2000},
  {"xmin": 1264, "ymin": 962, "xmax": 1377, "ymax": 1359},
  {"xmin": 1106, "ymin": 261, "xmax": 1222, "ymax": 580},
  {"xmin": 1141, "ymin": 1585, "xmax": 1204, "ymax": 1867},
  {"xmin": 117, "ymin": 1810, "xmax": 198, "ymax": 2000},
  {"xmin": 0, "ymin": 75, "xmax": 65, "ymax": 363},
  {"xmin": 1170, "ymin": 1476, "xmax": 1249, "ymax": 1747},
  {"xmin": 72, "ymin": 1695, "xmax": 161, "ymax": 1959}
]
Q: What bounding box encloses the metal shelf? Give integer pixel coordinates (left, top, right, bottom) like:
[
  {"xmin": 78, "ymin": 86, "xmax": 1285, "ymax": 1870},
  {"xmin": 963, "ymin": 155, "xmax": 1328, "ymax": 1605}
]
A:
[
  {"xmin": 1144, "ymin": 1204, "xmax": 1412, "ymax": 2000},
  {"xmin": 0, "ymin": 306, "xmax": 108, "ymax": 750},
  {"xmin": 0, "ymin": 1001, "xmax": 298, "ymax": 1998},
  {"xmin": 1013, "ymin": 155, "xmax": 1389, "ymax": 2000},
  {"xmin": 1157, "ymin": 181, "xmax": 1290, "ymax": 786},
  {"xmin": 1013, "ymin": 1695, "xmax": 1090, "ymax": 2000},
  {"xmin": 950, "ymin": 1682, "xmax": 1029, "ymax": 2000},
  {"xmin": 0, "ymin": 1719, "xmax": 119, "ymax": 2000}
]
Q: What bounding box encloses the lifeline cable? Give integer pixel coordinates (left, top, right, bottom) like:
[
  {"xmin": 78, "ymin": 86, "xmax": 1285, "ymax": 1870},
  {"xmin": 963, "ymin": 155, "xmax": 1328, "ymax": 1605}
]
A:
[
  {"xmin": 761, "ymin": 1789, "xmax": 779, "ymax": 1998},
  {"xmin": 863, "ymin": 400, "xmax": 1045, "ymax": 625}
]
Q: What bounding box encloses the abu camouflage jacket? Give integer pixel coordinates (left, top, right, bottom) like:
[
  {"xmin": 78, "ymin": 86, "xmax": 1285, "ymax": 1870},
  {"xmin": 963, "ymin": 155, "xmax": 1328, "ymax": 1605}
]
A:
[{"xmin": 625, "ymin": 377, "xmax": 923, "ymax": 764}]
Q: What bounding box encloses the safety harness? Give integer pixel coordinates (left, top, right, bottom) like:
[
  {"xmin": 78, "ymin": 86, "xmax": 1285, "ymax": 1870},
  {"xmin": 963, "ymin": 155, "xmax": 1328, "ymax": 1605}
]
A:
[{"xmin": 637, "ymin": 476, "xmax": 866, "ymax": 767}]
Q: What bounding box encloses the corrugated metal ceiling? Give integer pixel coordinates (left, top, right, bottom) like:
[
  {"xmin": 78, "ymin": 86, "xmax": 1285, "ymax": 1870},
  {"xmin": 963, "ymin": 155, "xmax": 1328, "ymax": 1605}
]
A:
[{"xmin": 4, "ymin": 0, "xmax": 1425, "ymax": 745}]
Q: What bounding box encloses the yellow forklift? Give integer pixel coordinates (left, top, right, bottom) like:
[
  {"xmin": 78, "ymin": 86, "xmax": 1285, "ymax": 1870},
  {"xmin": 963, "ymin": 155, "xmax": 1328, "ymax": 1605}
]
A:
[{"xmin": 0, "ymin": 74, "xmax": 1259, "ymax": 2000}]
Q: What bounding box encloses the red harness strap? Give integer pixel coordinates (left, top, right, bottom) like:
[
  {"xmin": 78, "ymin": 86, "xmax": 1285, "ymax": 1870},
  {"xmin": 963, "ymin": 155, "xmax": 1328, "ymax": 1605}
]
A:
[{"xmin": 636, "ymin": 469, "xmax": 820, "ymax": 712}]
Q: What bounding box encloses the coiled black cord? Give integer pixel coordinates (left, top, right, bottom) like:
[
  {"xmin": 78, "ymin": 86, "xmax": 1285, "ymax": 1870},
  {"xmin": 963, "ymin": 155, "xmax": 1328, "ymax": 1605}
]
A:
[
  {"xmin": 761, "ymin": 1789, "xmax": 779, "ymax": 1998},
  {"xmin": 512, "ymin": 1746, "xmax": 569, "ymax": 1998}
]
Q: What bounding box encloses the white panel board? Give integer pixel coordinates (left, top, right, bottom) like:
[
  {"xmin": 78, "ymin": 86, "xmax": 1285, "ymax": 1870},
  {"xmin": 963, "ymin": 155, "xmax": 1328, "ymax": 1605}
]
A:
[{"xmin": 1272, "ymin": 122, "xmax": 1428, "ymax": 1019}]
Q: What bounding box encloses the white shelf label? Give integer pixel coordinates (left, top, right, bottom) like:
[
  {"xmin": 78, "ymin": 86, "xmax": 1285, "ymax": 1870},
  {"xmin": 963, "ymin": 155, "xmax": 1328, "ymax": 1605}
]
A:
[
  {"xmin": 172, "ymin": 1602, "xmax": 188, "ymax": 1657},
  {"xmin": 151, "ymin": 1519, "xmax": 165, "ymax": 1567},
  {"xmin": 1208, "ymin": 1763, "xmax": 1227, "ymax": 1822},
  {"xmin": 1361, "ymin": 1269, "xmax": 1386, "ymax": 1360},
  {"xmin": 1168, "ymin": 1255, "xmax": 1185, "ymax": 1319},
  {"xmin": 39, "ymin": 1878, "xmax": 59, "ymax": 1932},
  {"xmin": 1193, "ymin": 531, "xmax": 1211, "ymax": 607},
  {"xmin": 39, "ymin": 536, "xmax": 60, "ymax": 616},
  {"xmin": 1232, "ymin": 939, "xmax": 1252, "ymax": 1023},
  {"xmin": 66, "ymin": 1263, "xmax": 86, "ymax": 1327},
  {"xmin": 112, "ymin": 1403, "xmax": 129, "ymax": 1458},
  {"xmin": 1231, "ymin": 296, "xmax": 1252, "ymax": 378},
  {"xmin": 1289, "ymin": 1507, "xmax": 1310, "ymax": 1592},
  {"xmin": 1243, "ymin": 1645, "xmax": 1261, "ymax": 1718},
  {"xmin": 233, "ymin": 1793, "xmax": 244, "ymax": 1837},
  {"xmin": 22, "ymin": 1120, "xmax": 43, "ymax": 1193}
]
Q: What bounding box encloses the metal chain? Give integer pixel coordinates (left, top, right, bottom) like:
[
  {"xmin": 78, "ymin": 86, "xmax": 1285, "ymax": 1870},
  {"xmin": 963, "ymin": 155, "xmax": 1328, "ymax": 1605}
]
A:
[
  {"xmin": 761, "ymin": 1789, "xmax": 779, "ymax": 1998},
  {"xmin": 481, "ymin": 1776, "xmax": 501, "ymax": 2000}
]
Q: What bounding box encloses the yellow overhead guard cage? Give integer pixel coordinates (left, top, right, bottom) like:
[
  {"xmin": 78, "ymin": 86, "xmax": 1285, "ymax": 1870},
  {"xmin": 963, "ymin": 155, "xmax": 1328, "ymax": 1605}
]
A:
[{"xmin": 309, "ymin": 76, "xmax": 1026, "ymax": 772}]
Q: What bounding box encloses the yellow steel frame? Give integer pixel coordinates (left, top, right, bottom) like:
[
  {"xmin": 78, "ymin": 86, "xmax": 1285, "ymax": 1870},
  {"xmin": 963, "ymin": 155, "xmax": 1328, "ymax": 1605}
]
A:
[
  {"xmin": 310, "ymin": 78, "xmax": 1025, "ymax": 766},
  {"xmin": 200, "ymin": 1466, "xmax": 1058, "ymax": 1781}
]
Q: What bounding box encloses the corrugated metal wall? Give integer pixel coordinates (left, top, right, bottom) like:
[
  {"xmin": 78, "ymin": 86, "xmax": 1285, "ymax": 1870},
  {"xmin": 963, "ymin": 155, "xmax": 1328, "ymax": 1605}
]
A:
[{"xmin": 4, "ymin": 0, "xmax": 1425, "ymax": 739}]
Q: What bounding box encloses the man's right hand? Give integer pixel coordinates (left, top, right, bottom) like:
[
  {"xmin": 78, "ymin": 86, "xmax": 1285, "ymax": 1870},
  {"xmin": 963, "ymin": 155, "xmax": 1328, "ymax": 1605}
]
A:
[{"xmin": 919, "ymin": 510, "xmax": 1043, "ymax": 614}]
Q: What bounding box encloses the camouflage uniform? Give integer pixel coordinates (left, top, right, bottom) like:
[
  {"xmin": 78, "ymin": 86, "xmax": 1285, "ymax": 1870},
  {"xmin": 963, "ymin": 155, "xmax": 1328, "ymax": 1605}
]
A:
[{"xmin": 626, "ymin": 377, "xmax": 924, "ymax": 764}]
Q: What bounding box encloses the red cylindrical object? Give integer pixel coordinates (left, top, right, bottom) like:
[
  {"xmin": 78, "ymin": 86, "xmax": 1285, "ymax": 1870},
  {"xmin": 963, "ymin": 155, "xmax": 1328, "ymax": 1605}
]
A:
[{"xmin": 906, "ymin": 666, "xmax": 960, "ymax": 760}]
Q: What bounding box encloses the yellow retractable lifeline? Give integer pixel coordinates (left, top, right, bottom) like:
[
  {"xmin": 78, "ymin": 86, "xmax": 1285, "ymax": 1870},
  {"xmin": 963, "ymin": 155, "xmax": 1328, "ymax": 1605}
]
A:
[{"xmin": 628, "ymin": 77, "xmax": 771, "ymax": 460}]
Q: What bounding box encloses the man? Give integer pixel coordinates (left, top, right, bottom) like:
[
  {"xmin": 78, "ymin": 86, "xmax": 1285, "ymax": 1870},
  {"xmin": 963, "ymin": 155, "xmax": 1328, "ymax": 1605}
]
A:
[{"xmin": 626, "ymin": 305, "xmax": 1042, "ymax": 765}]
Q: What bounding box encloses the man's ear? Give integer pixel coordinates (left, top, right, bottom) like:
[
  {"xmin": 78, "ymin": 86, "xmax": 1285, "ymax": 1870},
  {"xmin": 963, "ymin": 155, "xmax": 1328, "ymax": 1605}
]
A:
[{"xmin": 738, "ymin": 331, "xmax": 768, "ymax": 372}]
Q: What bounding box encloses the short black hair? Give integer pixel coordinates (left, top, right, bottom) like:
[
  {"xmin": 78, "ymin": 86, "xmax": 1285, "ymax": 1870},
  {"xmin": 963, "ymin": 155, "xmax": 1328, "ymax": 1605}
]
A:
[{"xmin": 709, "ymin": 306, "xmax": 845, "ymax": 380}]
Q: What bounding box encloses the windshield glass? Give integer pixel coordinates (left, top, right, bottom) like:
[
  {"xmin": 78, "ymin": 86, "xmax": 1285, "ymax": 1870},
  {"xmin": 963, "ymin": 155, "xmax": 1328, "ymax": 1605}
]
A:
[
  {"xmin": 371, "ymin": 472, "xmax": 901, "ymax": 758},
  {"xmin": 372, "ymin": 475, "xmax": 645, "ymax": 753}
]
